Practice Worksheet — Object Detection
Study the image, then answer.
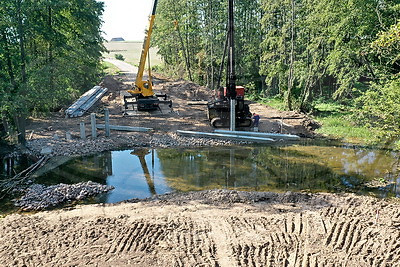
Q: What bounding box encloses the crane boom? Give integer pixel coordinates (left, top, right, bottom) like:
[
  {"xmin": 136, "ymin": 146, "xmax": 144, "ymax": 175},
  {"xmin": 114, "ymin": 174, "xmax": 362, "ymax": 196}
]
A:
[
  {"xmin": 124, "ymin": 0, "xmax": 171, "ymax": 112},
  {"xmin": 132, "ymin": 0, "xmax": 158, "ymax": 97}
]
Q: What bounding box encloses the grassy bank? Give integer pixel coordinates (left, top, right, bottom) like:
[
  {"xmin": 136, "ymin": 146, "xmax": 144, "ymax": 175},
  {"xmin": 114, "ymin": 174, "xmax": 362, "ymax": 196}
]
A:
[
  {"xmin": 102, "ymin": 61, "xmax": 121, "ymax": 75},
  {"xmin": 260, "ymin": 97, "xmax": 381, "ymax": 145}
]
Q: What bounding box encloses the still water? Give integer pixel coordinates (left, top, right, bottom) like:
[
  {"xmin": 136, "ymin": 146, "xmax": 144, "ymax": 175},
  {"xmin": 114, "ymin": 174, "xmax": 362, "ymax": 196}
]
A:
[{"xmin": 1, "ymin": 140, "xmax": 400, "ymax": 211}]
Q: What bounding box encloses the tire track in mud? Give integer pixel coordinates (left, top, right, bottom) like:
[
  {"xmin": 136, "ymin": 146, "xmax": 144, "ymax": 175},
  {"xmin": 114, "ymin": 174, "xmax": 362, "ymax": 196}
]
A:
[
  {"xmin": 227, "ymin": 215, "xmax": 303, "ymax": 267},
  {"xmin": 164, "ymin": 219, "xmax": 218, "ymax": 267},
  {"xmin": 2, "ymin": 192, "xmax": 400, "ymax": 266}
]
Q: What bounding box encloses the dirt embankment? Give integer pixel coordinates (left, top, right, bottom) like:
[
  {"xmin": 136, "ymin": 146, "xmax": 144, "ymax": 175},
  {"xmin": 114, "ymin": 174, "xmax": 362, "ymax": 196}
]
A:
[
  {"xmin": 23, "ymin": 74, "xmax": 319, "ymax": 158},
  {"xmin": 1, "ymin": 190, "xmax": 399, "ymax": 266},
  {"xmin": 1, "ymin": 72, "xmax": 353, "ymax": 267}
]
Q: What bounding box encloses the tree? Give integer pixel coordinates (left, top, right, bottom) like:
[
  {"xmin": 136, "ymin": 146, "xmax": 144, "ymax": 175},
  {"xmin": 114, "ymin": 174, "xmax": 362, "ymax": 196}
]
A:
[
  {"xmin": 153, "ymin": 0, "xmax": 263, "ymax": 91},
  {"xmin": 0, "ymin": 0, "xmax": 105, "ymax": 144}
]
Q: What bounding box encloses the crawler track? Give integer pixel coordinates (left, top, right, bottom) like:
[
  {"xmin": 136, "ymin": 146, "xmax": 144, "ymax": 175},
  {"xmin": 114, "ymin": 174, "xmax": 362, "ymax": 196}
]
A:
[{"xmin": 1, "ymin": 190, "xmax": 399, "ymax": 266}]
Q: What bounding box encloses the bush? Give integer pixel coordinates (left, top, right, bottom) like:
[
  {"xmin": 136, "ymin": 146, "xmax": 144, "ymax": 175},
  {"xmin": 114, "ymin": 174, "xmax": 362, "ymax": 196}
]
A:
[
  {"xmin": 355, "ymin": 78, "xmax": 400, "ymax": 133},
  {"xmin": 114, "ymin": 54, "xmax": 125, "ymax": 61}
]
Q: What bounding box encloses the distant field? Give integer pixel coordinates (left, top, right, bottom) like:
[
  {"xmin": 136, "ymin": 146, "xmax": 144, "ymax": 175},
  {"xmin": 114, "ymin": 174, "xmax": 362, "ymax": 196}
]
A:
[{"xmin": 103, "ymin": 41, "xmax": 163, "ymax": 67}]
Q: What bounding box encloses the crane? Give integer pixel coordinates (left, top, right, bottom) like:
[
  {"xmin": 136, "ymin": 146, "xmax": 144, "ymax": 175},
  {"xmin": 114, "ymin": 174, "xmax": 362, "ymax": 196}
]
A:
[
  {"xmin": 130, "ymin": 149, "xmax": 156, "ymax": 195},
  {"xmin": 124, "ymin": 0, "xmax": 172, "ymax": 112},
  {"xmin": 207, "ymin": 0, "xmax": 252, "ymax": 128}
]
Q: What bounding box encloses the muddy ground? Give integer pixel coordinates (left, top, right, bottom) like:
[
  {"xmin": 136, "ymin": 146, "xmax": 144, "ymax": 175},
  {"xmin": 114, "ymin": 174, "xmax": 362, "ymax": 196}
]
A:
[
  {"xmin": 5, "ymin": 67, "xmax": 391, "ymax": 266},
  {"xmin": 23, "ymin": 71, "xmax": 318, "ymax": 157},
  {"xmin": 1, "ymin": 190, "xmax": 400, "ymax": 266}
]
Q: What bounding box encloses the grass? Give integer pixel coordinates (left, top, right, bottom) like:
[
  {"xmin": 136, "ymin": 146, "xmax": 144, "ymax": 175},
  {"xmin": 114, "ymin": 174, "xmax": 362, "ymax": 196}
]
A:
[
  {"xmin": 315, "ymin": 115, "xmax": 377, "ymax": 144},
  {"xmin": 258, "ymin": 96, "xmax": 287, "ymax": 111},
  {"xmin": 103, "ymin": 41, "xmax": 162, "ymax": 67},
  {"xmin": 259, "ymin": 97, "xmax": 379, "ymax": 144},
  {"xmin": 101, "ymin": 61, "xmax": 121, "ymax": 75},
  {"xmin": 312, "ymin": 101, "xmax": 379, "ymax": 144}
]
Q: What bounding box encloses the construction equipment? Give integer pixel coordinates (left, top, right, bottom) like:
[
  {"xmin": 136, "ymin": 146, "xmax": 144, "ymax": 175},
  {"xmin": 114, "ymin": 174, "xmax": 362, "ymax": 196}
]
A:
[
  {"xmin": 207, "ymin": 0, "xmax": 252, "ymax": 128},
  {"xmin": 124, "ymin": 0, "xmax": 172, "ymax": 111}
]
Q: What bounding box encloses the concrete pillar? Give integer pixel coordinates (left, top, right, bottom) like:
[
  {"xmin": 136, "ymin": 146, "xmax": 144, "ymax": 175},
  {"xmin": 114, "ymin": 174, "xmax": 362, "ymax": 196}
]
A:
[
  {"xmin": 104, "ymin": 108, "xmax": 110, "ymax": 137},
  {"xmin": 91, "ymin": 113, "xmax": 97, "ymax": 138},
  {"xmin": 80, "ymin": 122, "xmax": 86, "ymax": 140},
  {"xmin": 66, "ymin": 131, "xmax": 72, "ymax": 141}
]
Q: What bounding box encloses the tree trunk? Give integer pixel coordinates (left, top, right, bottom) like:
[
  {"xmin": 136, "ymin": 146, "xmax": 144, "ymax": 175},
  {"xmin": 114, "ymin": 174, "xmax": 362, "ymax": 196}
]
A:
[
  {"xmin": 16, "ymin": 0, "xmax": 27, "ymax": 145},
  {"xmin": 172, "ymin": 2, "xmax": 193, "ymax": 81},
  {"xmin": 286, "ymin": 0, "xmax": 295, "ymax": 110}
]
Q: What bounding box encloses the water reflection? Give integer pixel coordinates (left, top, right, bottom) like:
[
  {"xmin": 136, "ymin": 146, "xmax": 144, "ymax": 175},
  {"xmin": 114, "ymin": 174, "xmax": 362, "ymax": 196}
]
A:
[
  {"xmin": 1, "ymin": 141, "xmax": 400, "ymax": 211},
  {"xmin": 36, "ymin": 150, "xmax": 171, "ymax": 203},
  {"xmin": 130, "ymin": 149, "xmax": 156, "ymax": 195},
  {"xmin": 0, "ymin": 155, "xmax": 32, "ymax": 178},
  {"xmin": 157, "ymin": 144, "xmax": 400, "ymax": 197}
]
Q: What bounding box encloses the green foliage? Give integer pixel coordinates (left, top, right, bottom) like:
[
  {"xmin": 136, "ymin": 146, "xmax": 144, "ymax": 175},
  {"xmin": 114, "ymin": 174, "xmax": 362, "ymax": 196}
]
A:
[
  {"xmin": 260, "ymin": 0, "xmax": 398, "ymax": 112},
  {"xmin": 152, "ymin": 0, "xmax": 263, "ymax": 90},
  {"xmin": 355, "ymin": 78, "xmax": 400, "ymax": 133},
  {"xmin": 114, "ymin": 53, "xmax": 125, "ymax": 61},
  {"xmin": 353, "ymin": 20, "xmax": 400, "ymax": 141},
  {"xmin": 0, "ymin": 0, "xmax": 105, "ymax": 142}
]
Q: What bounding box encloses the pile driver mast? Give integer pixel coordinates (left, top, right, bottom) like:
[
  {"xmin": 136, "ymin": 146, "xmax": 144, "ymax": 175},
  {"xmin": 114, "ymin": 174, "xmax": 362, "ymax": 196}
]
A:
[{"xmin": 207, "ymin": 0, "xmax": 252, "ymax": 129}]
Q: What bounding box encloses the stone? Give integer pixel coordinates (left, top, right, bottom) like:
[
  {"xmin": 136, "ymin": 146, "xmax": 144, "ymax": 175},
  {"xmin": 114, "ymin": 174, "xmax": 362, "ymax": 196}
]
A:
[{"xmin": 40, "ymin": 147, "xmax": 53, "ymax": 155}]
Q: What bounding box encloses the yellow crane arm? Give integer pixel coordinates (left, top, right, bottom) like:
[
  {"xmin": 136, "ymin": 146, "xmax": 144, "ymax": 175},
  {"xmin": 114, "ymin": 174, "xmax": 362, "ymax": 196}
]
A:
[{"xmin": 129, "ymin": 0, "xmax": 158, "ymax": 97}]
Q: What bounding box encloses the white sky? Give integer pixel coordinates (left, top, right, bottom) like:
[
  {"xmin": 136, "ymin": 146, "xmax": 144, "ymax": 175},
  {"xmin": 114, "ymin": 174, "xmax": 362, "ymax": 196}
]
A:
[{"xmin": 99, "ymin": 0, "xmax": 154, "ymax": 41}]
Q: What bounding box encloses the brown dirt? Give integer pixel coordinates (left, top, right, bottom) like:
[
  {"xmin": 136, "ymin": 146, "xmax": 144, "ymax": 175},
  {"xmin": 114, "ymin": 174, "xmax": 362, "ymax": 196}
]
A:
[
  {"xmin": 25, "ymin": 73, "xmax": 317, "ymax": 147},
  {"xmin": 7, "ymin": 71, "xmax": 354, "ymax": 267},
  {"xmin": 1, "ymin": 190, "xmax": 400, "ymax": 266}
]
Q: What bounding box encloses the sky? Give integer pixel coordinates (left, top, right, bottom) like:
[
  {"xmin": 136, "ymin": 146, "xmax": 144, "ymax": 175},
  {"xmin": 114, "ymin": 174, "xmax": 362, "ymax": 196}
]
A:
[{"xmin": 99, "ymin": 0, "xmax": 154, "ymax": 41}]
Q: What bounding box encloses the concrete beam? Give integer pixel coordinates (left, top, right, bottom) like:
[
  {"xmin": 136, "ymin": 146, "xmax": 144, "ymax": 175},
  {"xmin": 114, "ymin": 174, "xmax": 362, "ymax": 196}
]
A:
[
  {"xmin": 97, "ymin": 124, "xmax": 153, "ymax": 132},
  {"xmin": 177, "ymin": 130, "xmax": 275, "ymax": 143},
  {"xmin": 214, "ymin": 130, "xmax": 300, "ymax": 140}
]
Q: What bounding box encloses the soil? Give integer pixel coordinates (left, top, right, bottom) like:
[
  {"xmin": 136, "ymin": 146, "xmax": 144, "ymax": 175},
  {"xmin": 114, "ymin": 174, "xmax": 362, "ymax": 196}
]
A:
[
  {"xmin": 22, "ymin": 68, "xmax": 318, "ymax": 157},
  {"xmin": 5, "ymin": 63, "xmax": 382, "ymax": 267},
  {"xmin": 1, "ymin": 190, "xmax": 400, "ymax": 266}
]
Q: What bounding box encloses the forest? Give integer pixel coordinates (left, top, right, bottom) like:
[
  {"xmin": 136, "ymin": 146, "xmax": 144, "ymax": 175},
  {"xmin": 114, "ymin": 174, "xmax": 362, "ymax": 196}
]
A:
[
  {"xmin": 0, "ymin": 0, "xmax": 104, "ymax": 144},
  {"xmin": 152, "ymin": 0, "xmax": 400, "ymax": 140}
]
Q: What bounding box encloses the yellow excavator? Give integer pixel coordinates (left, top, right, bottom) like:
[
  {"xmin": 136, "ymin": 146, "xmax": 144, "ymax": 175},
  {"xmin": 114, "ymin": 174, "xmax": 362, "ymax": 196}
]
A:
[{"xmin": 124, "ymin": 0, "xmax": 172, "ymax": 111}]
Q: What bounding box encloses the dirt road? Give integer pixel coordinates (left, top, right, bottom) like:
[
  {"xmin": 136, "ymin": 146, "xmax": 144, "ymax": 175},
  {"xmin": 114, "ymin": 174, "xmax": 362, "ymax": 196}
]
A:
[
  {"xmin": 104, "ymin": 58, "xmax": 138, "ymax": 74},
  {"xmin": 1, "ymin": 190, "xmax": 399, "ymax": 266}
]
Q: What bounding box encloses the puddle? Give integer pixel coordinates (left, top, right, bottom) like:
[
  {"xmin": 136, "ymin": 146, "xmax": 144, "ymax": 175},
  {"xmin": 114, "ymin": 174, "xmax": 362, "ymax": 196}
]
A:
[{"xmin": 1, "ymin": 140, "xmax": 400, "ymax": 213}]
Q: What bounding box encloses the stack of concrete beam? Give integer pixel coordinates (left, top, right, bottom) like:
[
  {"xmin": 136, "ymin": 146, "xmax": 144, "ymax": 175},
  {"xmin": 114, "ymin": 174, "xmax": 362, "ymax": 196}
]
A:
[{"xmin": 65, "ymin": 86, "xmax": 108, "ymax": 118}]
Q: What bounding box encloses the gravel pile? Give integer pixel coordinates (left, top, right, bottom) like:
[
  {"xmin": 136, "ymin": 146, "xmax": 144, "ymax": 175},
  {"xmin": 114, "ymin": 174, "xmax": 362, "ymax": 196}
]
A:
[
  {"xmin": 26, "ymin": 132, "xmax": 246, "ymax": 157},
  {"xmin": 125, "ymin": 189, "xmax": 324, "ymax": 207},
  {"xmin": 14, "ymin": 181, "xmax": 114, "ymax": 211},
  {"xmin": 149, "ymin": 132, "xmax": 245, "ymax": 148}
]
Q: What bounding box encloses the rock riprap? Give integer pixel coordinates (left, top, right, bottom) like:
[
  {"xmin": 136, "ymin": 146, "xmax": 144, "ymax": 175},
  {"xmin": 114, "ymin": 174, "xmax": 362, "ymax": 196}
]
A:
[{"xmin": 14, "ymin": 181, "xmax": 114, "ymax": 211}]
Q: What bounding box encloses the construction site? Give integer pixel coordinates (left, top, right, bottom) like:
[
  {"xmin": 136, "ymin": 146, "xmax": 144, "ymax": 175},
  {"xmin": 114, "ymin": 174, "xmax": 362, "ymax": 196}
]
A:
[{"xmin": 1, "ymin": 0, "xmax": 400, "ymax": 266}]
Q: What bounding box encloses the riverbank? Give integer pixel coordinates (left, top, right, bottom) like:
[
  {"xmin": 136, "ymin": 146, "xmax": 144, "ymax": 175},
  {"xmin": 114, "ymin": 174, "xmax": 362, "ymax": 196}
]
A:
[
  {"xmin": 1, "ymin": 189, "xmax": 399, "ymax": 266},
  {"xmin": 8, "ymin": 73, "xmax": 318, "ymax": 159}
]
